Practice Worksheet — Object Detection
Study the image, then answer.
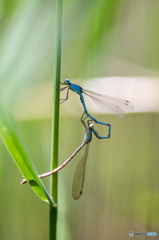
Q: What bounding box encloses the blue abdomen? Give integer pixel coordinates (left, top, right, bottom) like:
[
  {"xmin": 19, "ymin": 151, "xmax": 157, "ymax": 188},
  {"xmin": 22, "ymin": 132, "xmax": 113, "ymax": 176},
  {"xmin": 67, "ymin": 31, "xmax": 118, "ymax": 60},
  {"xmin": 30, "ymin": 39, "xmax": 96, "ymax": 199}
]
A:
[{"xmin": 70, "ymin": 83, "xmax": 82, "ymax": 94}]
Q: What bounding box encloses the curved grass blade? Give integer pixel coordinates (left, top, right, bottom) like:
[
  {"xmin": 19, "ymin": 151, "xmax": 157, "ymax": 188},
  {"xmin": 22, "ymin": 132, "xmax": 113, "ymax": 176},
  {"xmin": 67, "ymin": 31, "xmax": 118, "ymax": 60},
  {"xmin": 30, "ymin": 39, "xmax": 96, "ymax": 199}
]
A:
[
  {"xmin": 72, "ymin": 143, "xmax": 89, "ymax": 200},
  {"xmin": 0, "ymin": 101, "xmax": 56, "ymax": 207},
  {"xmin": 83, "ymin": 88, "xmax": 134, "ymax": 117}
]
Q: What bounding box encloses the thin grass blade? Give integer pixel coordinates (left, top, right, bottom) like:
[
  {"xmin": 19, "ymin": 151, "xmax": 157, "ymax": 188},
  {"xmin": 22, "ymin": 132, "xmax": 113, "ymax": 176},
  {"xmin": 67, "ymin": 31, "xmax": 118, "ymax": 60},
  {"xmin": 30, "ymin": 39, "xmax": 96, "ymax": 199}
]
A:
[{"xmin": 0, "ymin": 101, "xmax": 56, "ymax": 207}]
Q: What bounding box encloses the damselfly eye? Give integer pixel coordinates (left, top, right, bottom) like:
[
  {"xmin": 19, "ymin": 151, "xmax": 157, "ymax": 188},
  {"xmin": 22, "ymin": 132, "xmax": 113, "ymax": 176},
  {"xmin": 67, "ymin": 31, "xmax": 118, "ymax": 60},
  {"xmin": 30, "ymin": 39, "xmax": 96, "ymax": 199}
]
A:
[
  {"xmin": 89, "ymin": 123, "xmax": 94, "ymax": 128},
  {"xmin": 63, "ymin": 79, "xmax": 70, "ymax": 84}
]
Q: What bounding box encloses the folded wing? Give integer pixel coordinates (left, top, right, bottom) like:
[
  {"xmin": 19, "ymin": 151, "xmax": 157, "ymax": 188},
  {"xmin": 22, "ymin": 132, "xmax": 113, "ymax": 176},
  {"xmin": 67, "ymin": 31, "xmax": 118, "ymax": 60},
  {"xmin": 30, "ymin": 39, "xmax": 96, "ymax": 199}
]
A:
[
  {"xmin": 72, "ymin": 143, "xmax": 89, "ymax": 200},
  {"xmin": 83, "ymin": 88, "xmax": 134, "ymax": 118}
]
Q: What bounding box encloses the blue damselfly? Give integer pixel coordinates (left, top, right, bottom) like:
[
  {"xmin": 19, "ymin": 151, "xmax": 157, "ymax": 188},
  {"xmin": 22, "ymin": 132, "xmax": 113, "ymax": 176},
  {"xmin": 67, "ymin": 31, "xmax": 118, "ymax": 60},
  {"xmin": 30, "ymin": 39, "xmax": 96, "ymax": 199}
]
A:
[{"xmin": 57, "ymin": 79, "xmax": 134, "ymax": 138}]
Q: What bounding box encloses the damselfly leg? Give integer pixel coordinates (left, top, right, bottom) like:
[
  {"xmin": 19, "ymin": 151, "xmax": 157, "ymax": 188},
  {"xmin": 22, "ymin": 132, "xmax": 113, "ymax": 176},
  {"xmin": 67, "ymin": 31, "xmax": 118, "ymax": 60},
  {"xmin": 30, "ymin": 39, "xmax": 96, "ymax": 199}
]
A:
[{"xmin": 80, "ymin": 111, "xmax": 111, "ymax": 139}]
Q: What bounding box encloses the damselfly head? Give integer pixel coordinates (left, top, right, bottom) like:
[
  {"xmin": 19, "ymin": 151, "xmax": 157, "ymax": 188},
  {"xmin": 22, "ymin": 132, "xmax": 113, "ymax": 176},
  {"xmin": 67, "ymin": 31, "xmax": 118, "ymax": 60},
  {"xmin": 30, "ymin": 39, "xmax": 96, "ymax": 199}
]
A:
[
  {"xmin": 63, "ymin": 79, "xmax": 70, "ymax": 85},
  {"xmin": 89, "ymin": 123, "xmax": 94, "ymax": 128}
]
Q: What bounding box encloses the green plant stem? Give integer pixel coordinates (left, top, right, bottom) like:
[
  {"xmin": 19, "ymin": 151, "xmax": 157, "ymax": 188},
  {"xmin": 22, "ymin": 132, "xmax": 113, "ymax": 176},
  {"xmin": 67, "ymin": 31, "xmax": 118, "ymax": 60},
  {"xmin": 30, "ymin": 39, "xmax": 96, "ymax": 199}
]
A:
[{"xmin": 49, "ymin": 0, "xmax": 63, "ymax": 239}]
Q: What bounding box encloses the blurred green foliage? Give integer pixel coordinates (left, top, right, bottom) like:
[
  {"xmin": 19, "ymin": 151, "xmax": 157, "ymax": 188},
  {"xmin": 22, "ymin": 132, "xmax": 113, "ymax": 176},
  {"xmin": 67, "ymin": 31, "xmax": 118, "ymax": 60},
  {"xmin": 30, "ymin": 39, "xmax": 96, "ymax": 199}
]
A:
[{"xmin": 0, "ymin": 0, "xmax": 159, "ymax": 239}]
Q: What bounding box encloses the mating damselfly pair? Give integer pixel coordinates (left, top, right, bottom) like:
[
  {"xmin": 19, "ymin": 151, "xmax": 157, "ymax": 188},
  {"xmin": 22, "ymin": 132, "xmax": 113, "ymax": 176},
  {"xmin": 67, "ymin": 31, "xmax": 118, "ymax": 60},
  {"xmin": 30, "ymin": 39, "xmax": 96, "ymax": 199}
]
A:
[{"xmin": 21, "ymin": 79, "xmax": 134, "ymax": 200}]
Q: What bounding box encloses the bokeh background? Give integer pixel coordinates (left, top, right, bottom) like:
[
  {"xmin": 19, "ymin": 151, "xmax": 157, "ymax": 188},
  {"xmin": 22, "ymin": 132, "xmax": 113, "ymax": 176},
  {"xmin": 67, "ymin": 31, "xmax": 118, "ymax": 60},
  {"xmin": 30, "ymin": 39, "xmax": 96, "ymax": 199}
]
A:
[{"xmin": 0, "ymin": 0, "xmax": 159, "ymax": 239}]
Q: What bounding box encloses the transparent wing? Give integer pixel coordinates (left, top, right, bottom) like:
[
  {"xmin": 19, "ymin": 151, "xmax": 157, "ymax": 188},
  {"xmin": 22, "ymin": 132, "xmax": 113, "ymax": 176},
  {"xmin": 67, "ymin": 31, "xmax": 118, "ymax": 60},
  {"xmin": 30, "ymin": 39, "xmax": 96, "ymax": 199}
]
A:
[
  {"xmin": 72, "ymin": 143, "xmax": 89, "ymax": 200},
  {"xmin": 83, "ymin": 88, "xmax": 134, "ymax": 117}
]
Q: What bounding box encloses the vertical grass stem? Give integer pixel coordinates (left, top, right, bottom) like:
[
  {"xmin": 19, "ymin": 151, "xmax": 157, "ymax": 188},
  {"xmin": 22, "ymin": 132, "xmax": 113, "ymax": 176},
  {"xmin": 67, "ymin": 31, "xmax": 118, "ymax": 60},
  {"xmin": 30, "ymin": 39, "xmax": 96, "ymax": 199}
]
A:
[{"xmin": 49, "ymin": 0, "xmax": 63, "ymax": 239}]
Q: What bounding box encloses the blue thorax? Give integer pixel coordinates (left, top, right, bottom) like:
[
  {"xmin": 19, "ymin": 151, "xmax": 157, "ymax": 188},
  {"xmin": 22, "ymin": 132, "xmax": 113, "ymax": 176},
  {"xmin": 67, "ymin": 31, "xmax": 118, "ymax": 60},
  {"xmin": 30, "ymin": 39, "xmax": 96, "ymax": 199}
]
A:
[{"xmin": 69, "ymin": 83, "xmax": 83, "ymax": 94}]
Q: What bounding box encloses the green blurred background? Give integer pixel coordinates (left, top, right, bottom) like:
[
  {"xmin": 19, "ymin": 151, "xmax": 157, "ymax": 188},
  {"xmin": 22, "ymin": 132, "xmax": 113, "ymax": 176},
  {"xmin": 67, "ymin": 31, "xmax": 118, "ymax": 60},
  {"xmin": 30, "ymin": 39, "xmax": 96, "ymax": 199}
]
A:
[{"xmin": 0, "ymin": 0, "xmax": 159, "ymax": 239}]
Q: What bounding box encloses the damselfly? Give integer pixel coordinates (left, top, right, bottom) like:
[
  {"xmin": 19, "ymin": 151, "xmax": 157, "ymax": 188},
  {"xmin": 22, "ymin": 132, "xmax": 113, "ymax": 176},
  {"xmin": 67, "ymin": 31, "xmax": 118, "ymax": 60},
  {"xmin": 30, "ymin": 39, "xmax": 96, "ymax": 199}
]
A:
[
  {"xmin": 21, "ymin": 113, "xmax": 107, "ymax": 199},
  {"xmin": 56, "ymin": 79, "xmax": 134, "ymax": 138}
]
